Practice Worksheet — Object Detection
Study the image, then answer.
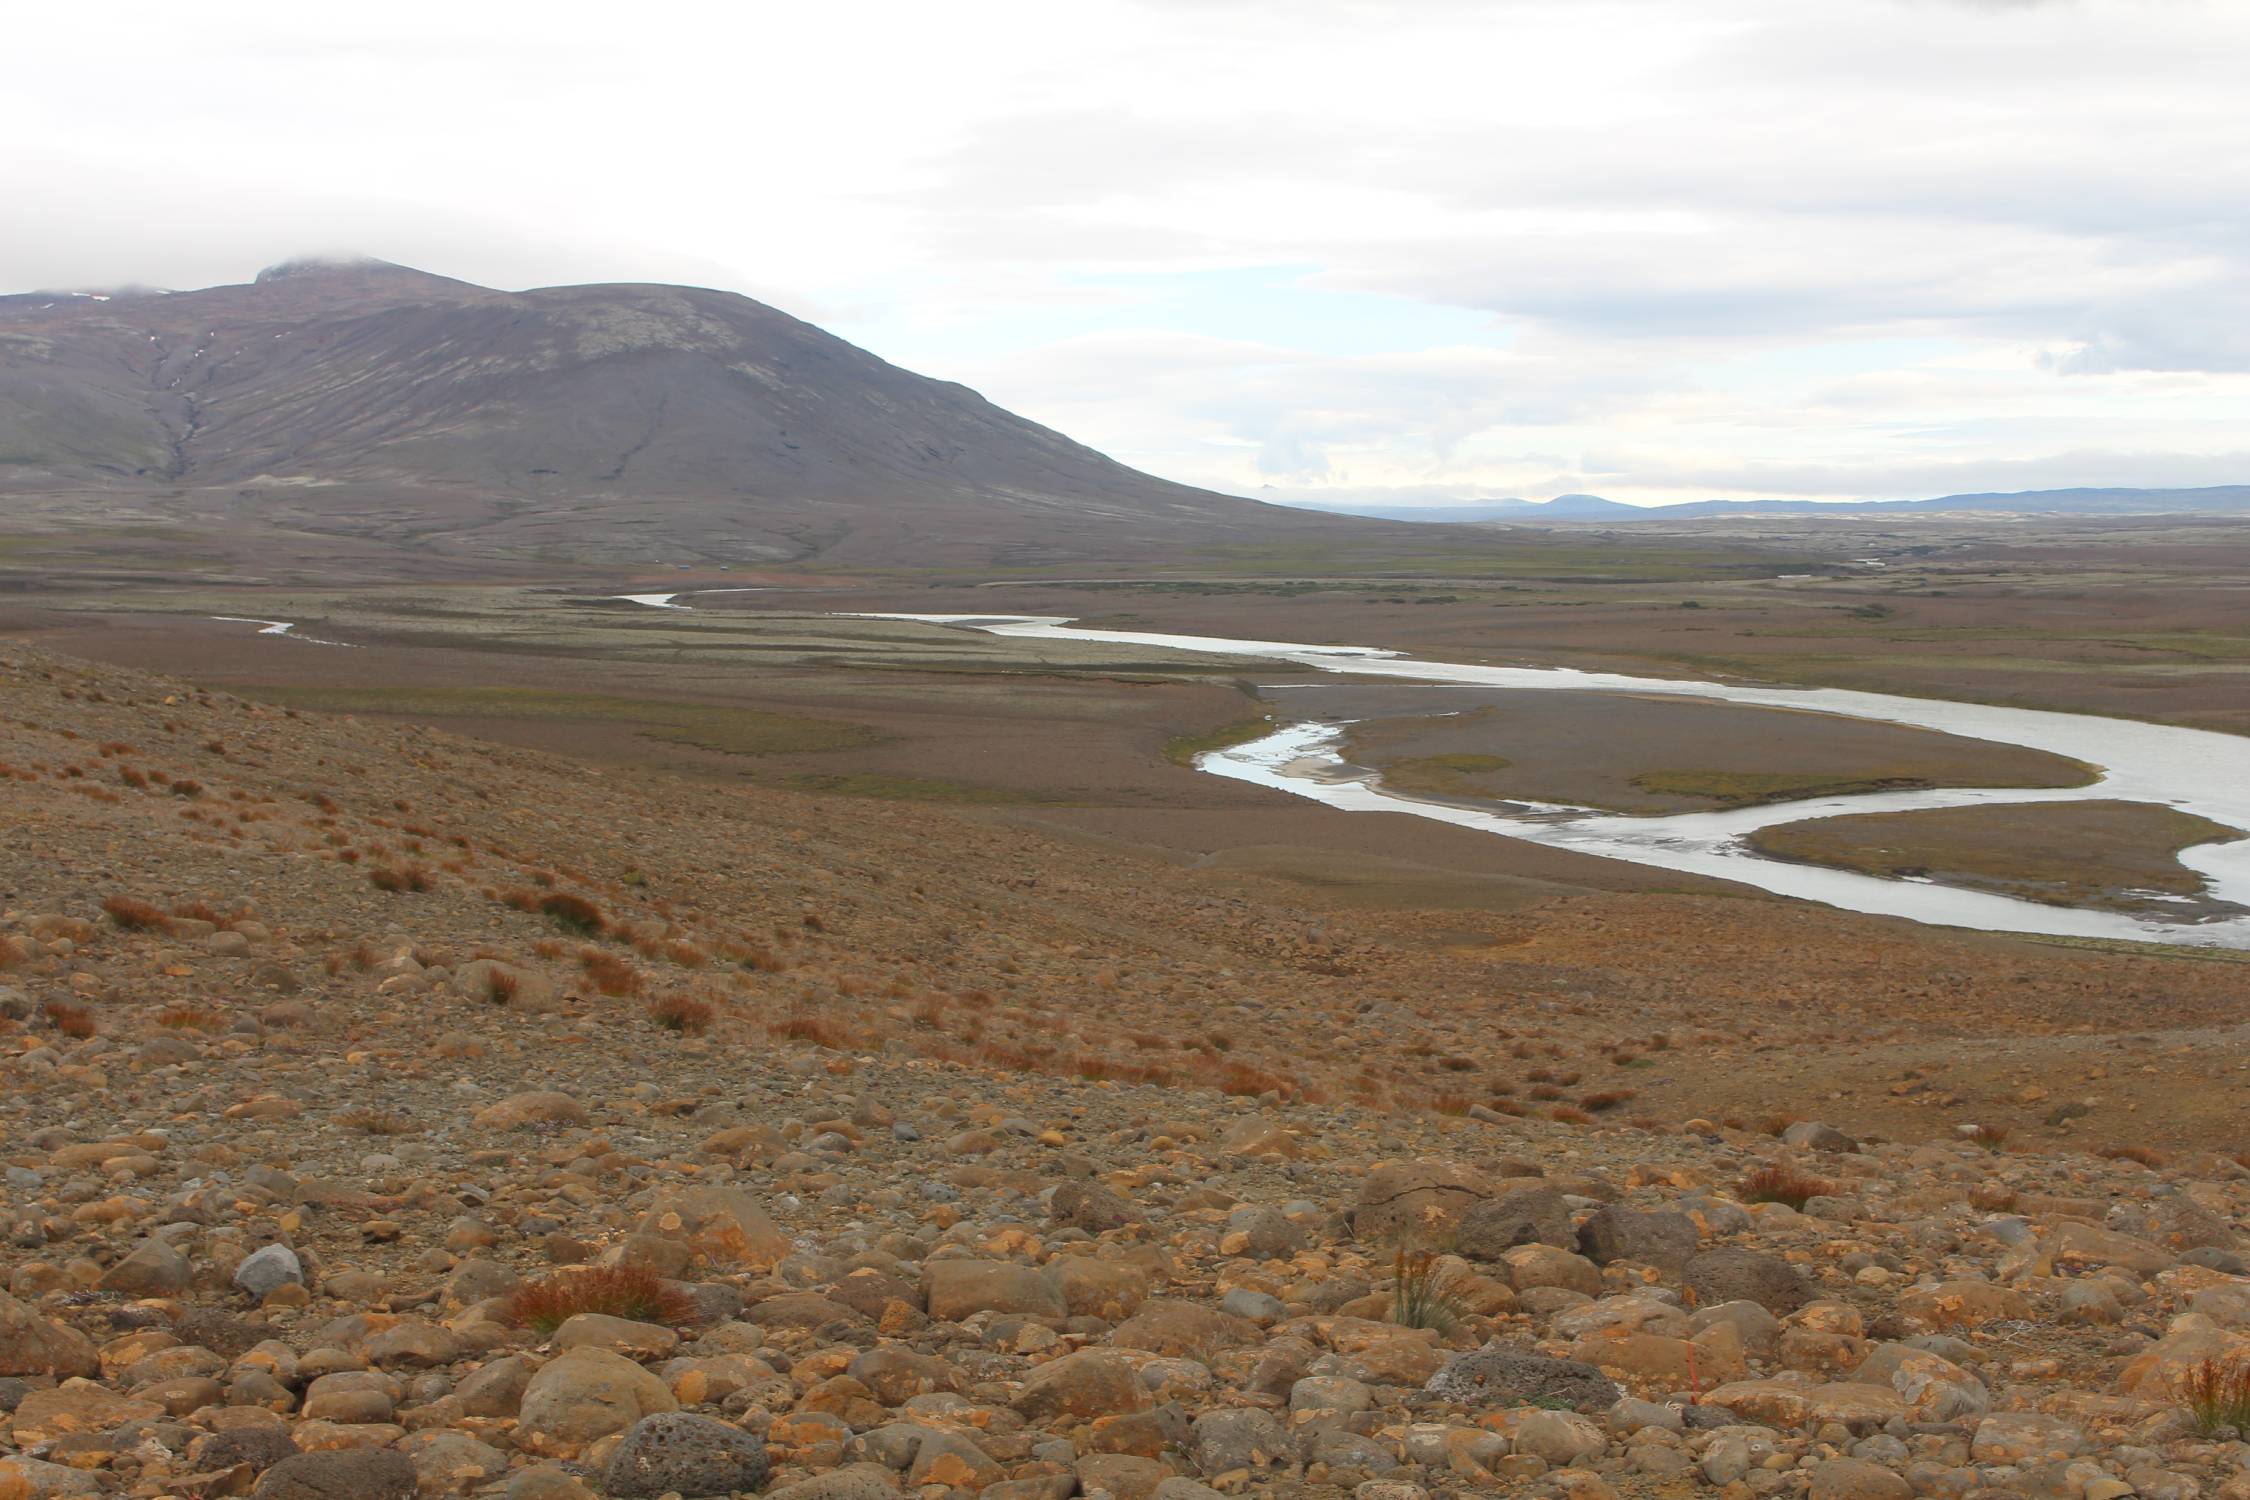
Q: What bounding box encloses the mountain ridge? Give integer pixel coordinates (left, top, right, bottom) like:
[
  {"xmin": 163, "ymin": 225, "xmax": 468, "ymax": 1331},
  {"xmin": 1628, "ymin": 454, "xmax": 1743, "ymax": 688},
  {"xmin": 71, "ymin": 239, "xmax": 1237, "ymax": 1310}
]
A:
[{"xmin": 1281, "ymin": 485, "xmax": 2250, "ymax": 524}]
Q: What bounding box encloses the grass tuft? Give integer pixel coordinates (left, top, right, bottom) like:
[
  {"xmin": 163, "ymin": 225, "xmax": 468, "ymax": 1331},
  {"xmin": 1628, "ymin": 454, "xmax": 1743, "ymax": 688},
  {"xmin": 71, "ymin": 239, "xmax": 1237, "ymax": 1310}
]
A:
[
  {"xmin": 102, "ymin": 895, "xmax": 169, "ymax": 931},
  {"xmin": 648, "ymin": 995, "xmax": 714, "ymax": 1034},
  {"xmin": 1390, "ymin": 1247, "xmax": 1468, "ymax": 1335},
  {"xmin": 504, "ymin": 1265, "xmax": 694, "ymax": 1335},
  {"xmin": 1737, "ymin": 1162, "xmax": 1836, "ymax": 1210},
  {"xmin": 2179, "ymin": 1358, "xmax": 2250, "ymax": 1437}
]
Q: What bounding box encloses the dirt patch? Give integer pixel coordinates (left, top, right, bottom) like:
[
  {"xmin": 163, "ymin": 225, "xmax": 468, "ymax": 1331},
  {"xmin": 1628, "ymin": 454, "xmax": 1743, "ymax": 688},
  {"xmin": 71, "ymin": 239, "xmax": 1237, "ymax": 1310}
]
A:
[{"xmin": 1748, "ymin": 799, "xmax": 2249, "ymax": 918}]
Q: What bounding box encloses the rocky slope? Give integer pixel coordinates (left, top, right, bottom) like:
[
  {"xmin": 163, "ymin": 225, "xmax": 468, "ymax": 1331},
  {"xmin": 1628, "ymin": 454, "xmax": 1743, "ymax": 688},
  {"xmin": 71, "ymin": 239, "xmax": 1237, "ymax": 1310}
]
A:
[{"xmin": 6, "ymin": 645, "xmax": 2250, "ymax": 1500}]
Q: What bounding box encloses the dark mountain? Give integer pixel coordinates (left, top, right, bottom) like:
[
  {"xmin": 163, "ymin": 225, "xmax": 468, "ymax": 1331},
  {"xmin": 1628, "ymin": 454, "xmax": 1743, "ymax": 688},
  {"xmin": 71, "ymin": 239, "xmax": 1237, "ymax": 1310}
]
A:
[
  {"xmin": 0, "ymin": 257, "xmax": 1371, "ymax": 570},
  {"xmin": 1284, "ymin": 486, "xmax": 2250, "ymax": 524}
]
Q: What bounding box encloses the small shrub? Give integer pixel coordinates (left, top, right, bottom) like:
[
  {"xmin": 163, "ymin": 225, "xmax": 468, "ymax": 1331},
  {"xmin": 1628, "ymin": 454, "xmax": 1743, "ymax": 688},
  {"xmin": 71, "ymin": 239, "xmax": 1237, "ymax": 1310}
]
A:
[
  {"xmin": 505, "ymin": 1266, "xmax": 693, "ymax": 1335},
  {"xmin": 369, "ymin": 862, "xmax": 431, "ymax": 894},
  {"xmin": 44, "ymin": 1000, "xmax": 96, "ymax": 1038},
  {"xmin": 542, "ymin": 892, "xmax": 606, "ymax": 936},
  {"xmin": 580, "ymin": 949, "xmax": 638, "ymax": 996},
  {"xmin": 1737, "ymin": 1162, "xmax": 1836, "ymax": 1210},
  {"xmin": 1580, "ymin": 1089, "xmax": 1637, "ymax": 1113},
  {"xmin": 776, "ymin": 1012, "xmax": 849, "ymax": 1049},
  {"xmin": 485, "ymin": 968, "xmax": 520, "ymax": 1006},
  {"xmin": 1390, "ymin": 1247, "xmax": 1467, "ymax": 1334},
  {"xmin": 2178, "ymin": 1357, "xmax": 2250, "ymax": 1437},
  {"xmin": 102, "ymin": 895, "xmax": 169, "ymax": 931},
  {"xmin": 648, "ymin": 995, "xmax": 714, "ymax": 1035}
]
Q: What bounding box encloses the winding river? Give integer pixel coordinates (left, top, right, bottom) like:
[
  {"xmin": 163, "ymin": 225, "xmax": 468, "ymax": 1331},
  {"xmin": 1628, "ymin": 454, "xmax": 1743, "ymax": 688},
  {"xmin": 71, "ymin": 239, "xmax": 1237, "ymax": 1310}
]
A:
[
  {"xmin": 848, "ymin": 612, "xmax": 2250, "ymax": 949},
  {"xmin": 238, "ymin": 592, "xmax": 2250, "ymax": 947}
]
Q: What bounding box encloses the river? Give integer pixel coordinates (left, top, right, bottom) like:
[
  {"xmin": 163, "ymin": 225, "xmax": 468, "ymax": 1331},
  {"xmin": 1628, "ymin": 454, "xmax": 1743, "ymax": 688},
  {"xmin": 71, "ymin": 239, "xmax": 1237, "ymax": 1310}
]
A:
[{"xmin": 844, "ymin": 611, "xmax": 2250, "ymax": 949}]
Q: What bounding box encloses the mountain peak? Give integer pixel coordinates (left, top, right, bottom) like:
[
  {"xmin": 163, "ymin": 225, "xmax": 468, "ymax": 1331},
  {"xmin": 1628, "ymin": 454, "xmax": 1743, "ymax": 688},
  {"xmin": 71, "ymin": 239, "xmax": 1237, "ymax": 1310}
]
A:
[{"xmin": 254, "ymin": 253, "xmax": 405, "ymax": 283}]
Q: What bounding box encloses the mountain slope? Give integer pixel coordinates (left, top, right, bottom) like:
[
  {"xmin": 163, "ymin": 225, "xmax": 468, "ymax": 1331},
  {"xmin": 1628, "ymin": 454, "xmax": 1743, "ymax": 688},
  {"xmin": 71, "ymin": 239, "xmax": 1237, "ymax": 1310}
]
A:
[{"xmin": 0, "ymin": 257, "xmax": 1362, "ymax": 570}]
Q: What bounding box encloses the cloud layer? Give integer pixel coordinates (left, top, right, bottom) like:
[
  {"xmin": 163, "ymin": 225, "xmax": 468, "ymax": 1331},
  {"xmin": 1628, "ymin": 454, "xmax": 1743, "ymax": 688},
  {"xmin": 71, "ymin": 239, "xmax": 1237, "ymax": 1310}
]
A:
[{"xmin": 5, "ymin": 0, "xmax": 2243, "ymax": 504}]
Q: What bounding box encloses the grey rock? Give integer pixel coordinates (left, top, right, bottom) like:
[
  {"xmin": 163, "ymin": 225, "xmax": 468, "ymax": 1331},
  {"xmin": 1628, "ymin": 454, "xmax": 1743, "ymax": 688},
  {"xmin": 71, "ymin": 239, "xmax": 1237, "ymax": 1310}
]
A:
[
  {"xmin": 1684, "ymin": 1247, "xmax": 1814, "ymax": 1315},
  {"xmin": 1049, "ymin": 1181, "xmax": 1140, "ymax": 1232},
  {"xmin": 1577, "ymin": 1205, "xmax": 1699, "ymax": 1272},
  {"xmin": 1456, "ymin": 1186, "xmax": 1575, "ymax": 1260},
  {"xmin": 1424, "ymin": 1346, "xmax": 1619, "ymax": 1413},
  {"xmin": 1219, "ymin": 1288, "xmax": 1286, "ymax": 1325},
  {"xmin": 602, "ymin": 1410, "xmax": 771, "ymax": 1498},
  {"xmin": 1192, "ymin": 1407, "xmax": 1291, "ymax": 1472},
  {"xmin": 253, "ymin": 1449, "xmax": 417, "ymax": 1500},
  {"xmin": 1781, "ymin": 1121, "xmax": 1858, "ymax": 1153},
  {"xmin": 233, "ymin": 1244, "xmax": 304, "ymax": 1299}
]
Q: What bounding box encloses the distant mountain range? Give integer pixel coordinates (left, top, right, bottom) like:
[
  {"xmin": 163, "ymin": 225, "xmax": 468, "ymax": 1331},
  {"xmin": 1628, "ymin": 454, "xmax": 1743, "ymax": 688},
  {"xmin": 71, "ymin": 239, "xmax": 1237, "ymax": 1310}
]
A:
[
  {"xmin": 0, "ymin": 257, "xmax": 1369, "ymax": 570},
  {"xmin": 1280, "ymin": 487, "xmax": 2250, "ymax": 524}
]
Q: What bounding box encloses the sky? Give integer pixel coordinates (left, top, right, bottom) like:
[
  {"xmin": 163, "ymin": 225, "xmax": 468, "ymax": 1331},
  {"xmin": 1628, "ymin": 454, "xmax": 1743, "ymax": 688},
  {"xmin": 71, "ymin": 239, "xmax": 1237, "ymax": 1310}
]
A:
[{"xmin": 6, "ymin": 0, "xmax": 2246, "ymax": 508}]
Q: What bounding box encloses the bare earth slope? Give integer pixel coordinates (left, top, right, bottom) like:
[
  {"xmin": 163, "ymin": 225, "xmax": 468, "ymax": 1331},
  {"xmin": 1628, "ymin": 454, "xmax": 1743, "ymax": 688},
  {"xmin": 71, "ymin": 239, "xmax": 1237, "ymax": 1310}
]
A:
[
  {"xmin": 9, "ymin": 644, "xmax": 2250, "ymax": 1500},
  {"xmin": 0, "ymin": 258, "xmax": 1370, "ymax": 570}
]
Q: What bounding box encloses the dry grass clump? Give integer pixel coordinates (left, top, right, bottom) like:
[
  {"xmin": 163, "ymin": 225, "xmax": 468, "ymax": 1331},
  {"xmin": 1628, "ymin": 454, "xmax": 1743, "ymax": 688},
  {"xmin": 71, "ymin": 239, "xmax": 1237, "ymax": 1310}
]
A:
[
  {"xmin": 335, "ymin": 1108, "xmax": 417, "ymax": 1135},
  {"xmin": 1549, "ymin": 1104, "xmax": 1594, "ymax": 1124},
  {"xmin": 648, "ymin": 995, "xmax": 714, "ymax": 1035},
  {"xmin": 2179, "ymin": 1358, "xmax": 2250, "ymax": 1436},
  {"xmin": 1580, "ymin": 1088, "xmax": 1637, "ymax": 1113},
  {"xmin": 540, "ymin": 892, "xmax": 606, "ymax": 937},
  {"xmin": 155, "ymin": 1005, "xmax": 221, "ymax": 1031},
  {"xmin": 1737, "ymin": 1162, "xmax": 1837, "ymax": 1210},
  {"xmin": 484, "ymin": 968, "xmax": 521, "ymax": 1006},
  {"xmin": 369, "ymin": 861, "xmax": 432, "ymax": 894},
  {"xmin": 580, "ymin": 948, "xmax": 638, "ymax": 997},
  {"xmin": 102, "ymin": 895, "xmax": 170, "ymax": 931},
  {"xmin": 504, "ymin": 1266, "xmax": 693, "ymax": 1335},
  {"xmin": 1965, "ymin": 1123, "xmax": 2011, "ymax": 1153},
  {"xmin": 774, "ymin": 1012, "xmax": 852, "ymax": 1049},
  {"xmin": 44, "ymin": 1000, "xmax": 97, "ymax": 1038},
  {"xmin": 1390, "ymin": 1247, "xmax": 1468, "ymax": 1335}
]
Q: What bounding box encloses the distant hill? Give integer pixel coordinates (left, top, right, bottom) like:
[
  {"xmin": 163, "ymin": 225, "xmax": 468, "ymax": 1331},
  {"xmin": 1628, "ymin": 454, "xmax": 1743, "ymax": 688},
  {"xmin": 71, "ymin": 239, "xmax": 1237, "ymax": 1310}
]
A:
[
  {"xmin": 1283, "ymin": 486, "xmax": 2250, "ymax": 524},
  {"xmin": 0, "ymin": 257, "xmax": 1373, "ymax": 570}
]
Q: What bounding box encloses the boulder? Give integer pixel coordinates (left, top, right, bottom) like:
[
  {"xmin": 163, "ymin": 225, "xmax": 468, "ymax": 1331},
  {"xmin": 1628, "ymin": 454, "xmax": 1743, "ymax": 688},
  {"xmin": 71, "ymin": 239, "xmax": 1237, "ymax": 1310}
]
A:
[
  {"xmin": 1425, "ymin": 1347, "xmax": 1619, "ymax": 1413},
  {"xmin": 1685, "ymin": 1248, "xmax": 1813, "ymax": 1315},
  {"xmin": 1809, "ymin": 1457, "xmax": 1914, "ymax": 1500},
  {"xmin": 516, "ymin": 1347, "xmax": 678, "ymax": 1457},
  {"xmin": 637, "ymin": 1185, "xmax": 792, "ymax": 1269},
  {"xmin": 1350, "ymin": 1159, "xmax": 1492, "ymax": 1244},
  {"xmin": 926, "ymin": 1260, "xmax": 1066, "ymax": 1321},
  {"xmin": 253, "ymin": 1449, "xmax": 418, "ymax": 1500},
  {"xmin": 1109, "ymin": 1299, "xmax": 1262, "ymax": 1358},
  {"xmin": 1457, "ymin": 1186, "xmax": 1575, "ymax": 1258},
  {"xmin": 0, "ymin": 1291, "xmax": 98, "ymax": 1378},
  {"xmin": 1014, "ymin": 1350, "xmax": 1153, "ymax": 1421},
  {"xmin": 98, "ymin": 1238, "xmax": 191, "ymax": 1297},
  {"xmin": 602, "ymin": 1411, "xmax": 771, "ymax": 1499},
  {"xmin": 234, "ymin": 1244, "xmax": 305, "ymax": 1300},
  {"xmin": 1577, "ymin": 1206, "xmax": 1699, "ymax": 1272},
  {"xmin": 1051, "ymin": 1181, "xmax": 1141, "ymax": 1232}
]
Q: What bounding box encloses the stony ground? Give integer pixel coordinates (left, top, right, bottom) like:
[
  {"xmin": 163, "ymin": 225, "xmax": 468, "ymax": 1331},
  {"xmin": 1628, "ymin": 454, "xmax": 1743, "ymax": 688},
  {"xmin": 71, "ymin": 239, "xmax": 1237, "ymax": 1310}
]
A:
[{"xmin": 6, "ymin": 645, "xmax": 2250, "ymax": 1500}]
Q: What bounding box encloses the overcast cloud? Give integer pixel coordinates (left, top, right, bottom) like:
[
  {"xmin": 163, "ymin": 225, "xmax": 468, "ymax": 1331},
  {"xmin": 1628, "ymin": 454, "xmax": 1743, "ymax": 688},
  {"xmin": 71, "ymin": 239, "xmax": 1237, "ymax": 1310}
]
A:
[{"xmin": 5, "ymin": 0, "xmax": 2244, "ymax": 505}]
